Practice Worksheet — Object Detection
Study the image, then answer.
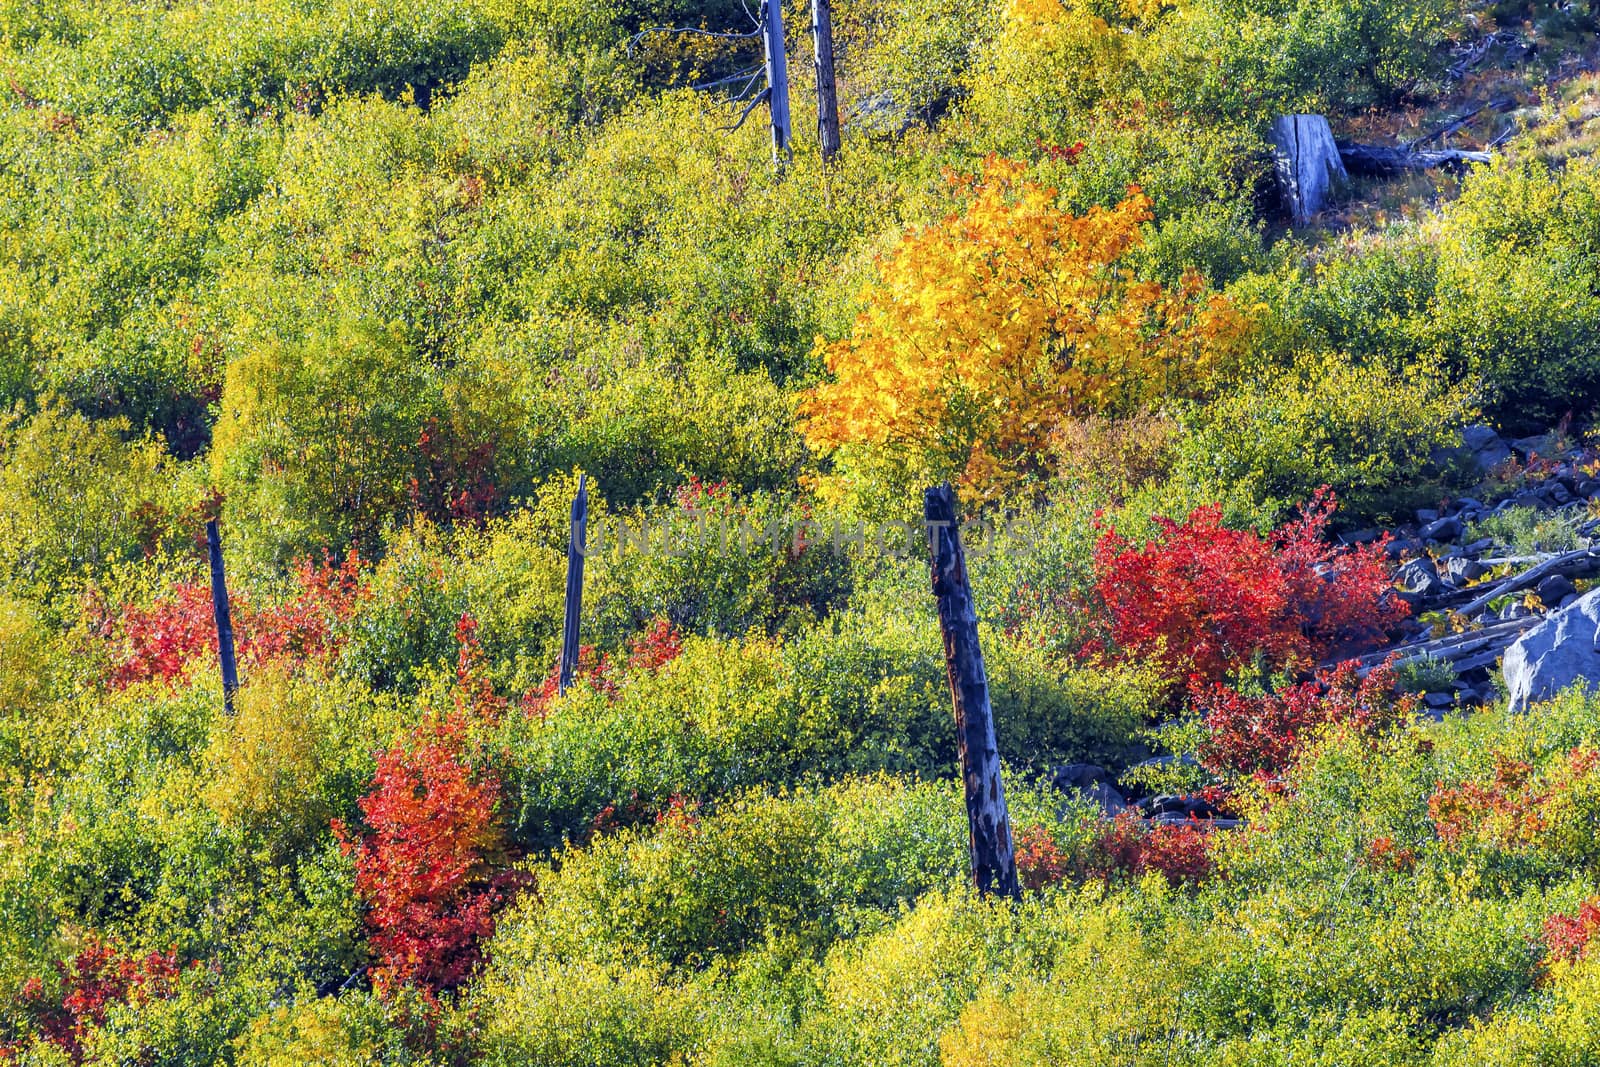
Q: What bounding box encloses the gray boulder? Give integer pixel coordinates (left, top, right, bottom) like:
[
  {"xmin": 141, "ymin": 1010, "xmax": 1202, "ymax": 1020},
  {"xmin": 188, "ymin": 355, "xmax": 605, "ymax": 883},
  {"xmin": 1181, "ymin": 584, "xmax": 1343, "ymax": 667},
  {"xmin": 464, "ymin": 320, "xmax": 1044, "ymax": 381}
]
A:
[
  {"xmin": 1394, "ymin": 557, "xmax": 1444, "ymax": 609},
  {"xmin": 1503, "ymin": 588, "xmax": 1600, "ymax": 713},
  {"xmin": 1050, "ymin": 763, "xmax": 1129, "ymax": 815},
  {"xmin": 1421, "ymin": 515, "xmax": 1464, "ymax": 543},
  {"xmin": 1433, "ymin": 424, "xmax": 1512, "ymax": 475}
]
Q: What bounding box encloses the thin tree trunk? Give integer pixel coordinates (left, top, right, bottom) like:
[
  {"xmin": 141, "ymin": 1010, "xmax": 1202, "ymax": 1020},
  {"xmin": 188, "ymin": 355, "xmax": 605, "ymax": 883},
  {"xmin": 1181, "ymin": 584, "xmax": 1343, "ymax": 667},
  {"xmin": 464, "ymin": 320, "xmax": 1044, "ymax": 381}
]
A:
[
  {"xmin": 925, "ymin": 483, "xmax": 1020, "ymax": 900},
  {"xmin": 558, "ymin": 474, "xmax": 589, "ymax": 695},
  {"xmin": 206, "ymin": 520, "xmax": 239, "ymax": 714}
]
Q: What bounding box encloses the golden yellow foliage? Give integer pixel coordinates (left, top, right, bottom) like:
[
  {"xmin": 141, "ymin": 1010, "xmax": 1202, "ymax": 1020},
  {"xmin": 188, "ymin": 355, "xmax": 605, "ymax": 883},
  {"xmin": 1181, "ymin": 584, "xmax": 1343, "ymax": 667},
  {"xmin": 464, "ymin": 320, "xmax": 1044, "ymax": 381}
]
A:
[{"xmin": 799, "ymin": 157, "xmax": 1246, "ymax": 498}]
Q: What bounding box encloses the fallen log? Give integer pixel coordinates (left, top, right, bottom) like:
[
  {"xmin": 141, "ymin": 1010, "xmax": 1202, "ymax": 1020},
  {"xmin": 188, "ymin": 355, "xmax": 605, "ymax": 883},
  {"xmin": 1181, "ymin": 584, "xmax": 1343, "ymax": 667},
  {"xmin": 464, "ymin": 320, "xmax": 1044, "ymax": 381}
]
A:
[
  {"xmin": 1343, "ymin": 615, "xmax": 1545, "ymax": 677},
  {"xmin": 1456, "ymin": 547, "xmax": 1600, "ymax": 618},
  {"xmin": 1338, "ymin": 142, "xmax": 1492, "ymax": 176},
  {"xmin": 1404, "ymin": 96, "xmax": 1515, "ymax": 150},
  {"xmin": 1343, "ymin": 615, "xmax": 1543, "ymax": 668}
]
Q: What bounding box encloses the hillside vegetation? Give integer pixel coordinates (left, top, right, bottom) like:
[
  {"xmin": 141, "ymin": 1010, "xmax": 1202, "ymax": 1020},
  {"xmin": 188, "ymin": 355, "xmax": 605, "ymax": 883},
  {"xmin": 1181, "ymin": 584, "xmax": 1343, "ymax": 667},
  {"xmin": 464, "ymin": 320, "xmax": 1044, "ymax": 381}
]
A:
[{"xmin": 6, "ymin": 0, "xmax": 1600, "ymax": 1063}]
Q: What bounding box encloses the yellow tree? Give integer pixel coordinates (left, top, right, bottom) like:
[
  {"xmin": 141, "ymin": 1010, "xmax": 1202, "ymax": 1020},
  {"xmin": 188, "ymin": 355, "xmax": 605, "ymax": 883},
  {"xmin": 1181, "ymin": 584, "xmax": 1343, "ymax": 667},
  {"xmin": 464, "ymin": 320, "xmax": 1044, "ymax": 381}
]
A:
[{"xmin": 799, "ymin": 156, "xmax": 1247, "ymax": 497}]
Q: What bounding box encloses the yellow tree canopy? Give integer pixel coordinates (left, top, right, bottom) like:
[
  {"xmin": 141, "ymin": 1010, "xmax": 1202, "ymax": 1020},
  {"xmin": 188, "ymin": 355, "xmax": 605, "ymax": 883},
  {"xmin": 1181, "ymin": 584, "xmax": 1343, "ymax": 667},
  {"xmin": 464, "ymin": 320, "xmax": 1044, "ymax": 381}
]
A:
[{"xmin": 799, "ymin": 156, "xmax": 1248, "ymax": 497}]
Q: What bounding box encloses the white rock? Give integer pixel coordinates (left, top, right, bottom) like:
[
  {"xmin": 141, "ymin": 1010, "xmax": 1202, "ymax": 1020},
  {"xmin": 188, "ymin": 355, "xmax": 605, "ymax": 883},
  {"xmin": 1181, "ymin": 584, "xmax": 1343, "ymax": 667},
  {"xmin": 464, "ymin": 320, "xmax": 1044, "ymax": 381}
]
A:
[{"xmin": 1502, "ymin": 588, "xmax": 1600, "ymax": 713}]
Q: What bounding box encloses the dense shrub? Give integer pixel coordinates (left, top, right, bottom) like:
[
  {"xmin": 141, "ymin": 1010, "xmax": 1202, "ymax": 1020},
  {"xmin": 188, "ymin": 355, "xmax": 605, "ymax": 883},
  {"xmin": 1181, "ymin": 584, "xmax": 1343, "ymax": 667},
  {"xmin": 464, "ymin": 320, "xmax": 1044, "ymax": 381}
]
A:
[
  {"xmin": 1090, "ymin": 491, "xmax": 1403, "ymax": 689},
  {"xmin": 1174, "ymin": 349, "xmax": 1478, "ymax": 523},
  {"xmin": 94, "ymin": 551, "xmax": 364, "ymax": 690},
  {"xmin": 1261, "ymin": 156, "xmax": 1600, "ymax": 433},
  {"xmin": 0, "ymin": 404, "xmax": 201, "ymax": 603},
  {"xmin": 1196, "ymin": 660, "xmax": 1417, "ymax": 779},
  {"xmin": 14, "ymin": 936, "xmax": 183, "ymax": 1063}
]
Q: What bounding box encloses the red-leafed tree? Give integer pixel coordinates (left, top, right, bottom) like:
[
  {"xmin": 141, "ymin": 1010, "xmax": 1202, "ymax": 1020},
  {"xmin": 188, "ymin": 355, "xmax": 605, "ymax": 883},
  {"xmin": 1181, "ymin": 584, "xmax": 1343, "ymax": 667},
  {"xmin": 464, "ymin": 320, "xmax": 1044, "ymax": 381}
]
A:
[
  {"xmin": 337, "ymin": 615, "xmax": 518, "ymax": 998},
  {"xmin": 337, "ymin": 714, "xmax": 503, "ymax": 997},
  {"xmin": 1091, "ymin": 490, "xmax": 1402, "ymax": 689}
]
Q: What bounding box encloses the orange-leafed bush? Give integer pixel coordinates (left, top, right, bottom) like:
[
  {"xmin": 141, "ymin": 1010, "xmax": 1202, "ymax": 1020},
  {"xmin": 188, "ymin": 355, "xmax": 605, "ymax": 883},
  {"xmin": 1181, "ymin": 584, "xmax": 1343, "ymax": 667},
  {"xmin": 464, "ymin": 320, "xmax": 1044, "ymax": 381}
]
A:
[
  {"xmin": 799, "ymin": 155, "xmax": 1247, "ymax": 496},
  {"xmin": 1014, "ymin": 825, "xmax": 1072, "ymax": 891},
  {"xmin": 519, "ymin": 617, "xmax": 684, "ymax": 719},
  {"xmin": 1091, "ymin": 813, "xmax": 1214, "ymax": 887},
  {"xmin": 1014, "ymin": 815, "xmax": 1214, "ymax": 891},
  {"xmin": 1429, "ymin": 747, "xmax": 1600, "ymax": 859}
]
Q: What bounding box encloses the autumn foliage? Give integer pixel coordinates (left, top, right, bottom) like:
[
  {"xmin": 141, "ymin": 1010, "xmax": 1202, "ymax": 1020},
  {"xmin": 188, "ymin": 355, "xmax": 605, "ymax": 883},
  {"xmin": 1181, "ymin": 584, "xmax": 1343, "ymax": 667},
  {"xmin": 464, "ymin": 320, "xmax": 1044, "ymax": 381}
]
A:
[
  {"xmin": 337, "ymin": 715, "xmax": 503, "ymax": 997},
  {"xmin": 1194, "ymin": 660, "xmax": 1417, "ymax": 779},
  {"xmin": 97, "ymin": 551, "xmax": 366, "ymax": 689},
  {"xmin": 1091, "ymin": 491, "xmax": 1404, "ymax": 689},
  {"xmin": 1429, "ymin": 747, "xmax": 1600, "ymax": 852},
  {"xmin": 1014, "ymin": 814, "xmax": 1214, "ymax": 892},
  {"xmin": 799, "ymin": 155, "xmax": 1247, "ymax": 495},
  {"xmin": 16, "ymin": 937, "xmax": 183, "ymax": 1062},
  {"xmin": 1545, "ymin": 899, "xmax": 1600, "ymax": 965}
]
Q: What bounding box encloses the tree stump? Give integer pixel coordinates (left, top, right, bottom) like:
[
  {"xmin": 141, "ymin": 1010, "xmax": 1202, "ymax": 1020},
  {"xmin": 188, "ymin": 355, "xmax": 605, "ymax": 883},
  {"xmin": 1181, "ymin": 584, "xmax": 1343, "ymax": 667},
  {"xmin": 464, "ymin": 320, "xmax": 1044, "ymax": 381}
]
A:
[{"xmin": 1269, "ymin": 115, "xmax": 1348, "ymax": 226}]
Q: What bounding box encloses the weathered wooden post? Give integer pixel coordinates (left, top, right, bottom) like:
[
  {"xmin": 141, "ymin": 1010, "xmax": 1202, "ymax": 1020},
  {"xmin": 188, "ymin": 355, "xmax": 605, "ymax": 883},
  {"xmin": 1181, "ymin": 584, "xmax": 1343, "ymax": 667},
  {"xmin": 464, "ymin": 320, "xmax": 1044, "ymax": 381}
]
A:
[
  {"xmin": 206, "ymin": 519, "xmax": 239, "ymax": 714},
  {"xmin": 924, "ymin": 483, "xmax": 1020, "ymax": 899},
  {"xmin": 558, "ymin": 473, "xmax": 588, "ymax": 695},
  {"xmin": 811, "ymin": 0, "xmax": 840, "ymax": 162}
]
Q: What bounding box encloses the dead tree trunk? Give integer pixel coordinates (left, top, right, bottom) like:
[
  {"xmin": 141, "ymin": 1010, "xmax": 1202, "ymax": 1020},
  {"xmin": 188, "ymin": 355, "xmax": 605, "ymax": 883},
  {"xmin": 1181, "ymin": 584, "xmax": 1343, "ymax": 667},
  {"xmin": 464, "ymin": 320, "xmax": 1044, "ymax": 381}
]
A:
[
  {"xmin": 761, "ymin": 0, "xmax": 792, "ymax": 164},
  {"xmin": 206, "ymin": 520, "xmax": 239, "ymax": 714},
  {"xmin": 558, "ymin": 474, "xmax": 588, "ymax": 696},
  {"xmin": 925, "ymin": 483, "xmax": 1020, "ymax": 900},
  {"xmin": 811, "ymin": 0, "xmax": 841, "ymax": 162}
]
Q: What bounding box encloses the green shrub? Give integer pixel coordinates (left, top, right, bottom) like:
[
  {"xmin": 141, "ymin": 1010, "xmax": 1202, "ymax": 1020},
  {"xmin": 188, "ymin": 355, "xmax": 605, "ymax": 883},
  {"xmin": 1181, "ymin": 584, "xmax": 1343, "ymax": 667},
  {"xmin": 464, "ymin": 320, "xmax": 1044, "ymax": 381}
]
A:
[
  {"xmin": 1173, "ymin": 350, "xmax": 1477, "ymax": 523},
  {"xmin": 1468, "ymin": 506, "xmax": 1581, "ymax": 556},
  {"xmin": 0, "ymin": 403, "xmax": 202, "ymax": 604}
]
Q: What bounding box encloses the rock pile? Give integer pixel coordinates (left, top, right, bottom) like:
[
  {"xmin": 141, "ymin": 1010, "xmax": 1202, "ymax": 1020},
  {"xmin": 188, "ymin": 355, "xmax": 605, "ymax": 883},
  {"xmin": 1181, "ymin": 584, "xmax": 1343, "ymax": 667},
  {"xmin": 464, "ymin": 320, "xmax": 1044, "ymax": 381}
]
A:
[{"xmin": 1337, "ymin": 424, "xmax": 1600, "ymax": 714}]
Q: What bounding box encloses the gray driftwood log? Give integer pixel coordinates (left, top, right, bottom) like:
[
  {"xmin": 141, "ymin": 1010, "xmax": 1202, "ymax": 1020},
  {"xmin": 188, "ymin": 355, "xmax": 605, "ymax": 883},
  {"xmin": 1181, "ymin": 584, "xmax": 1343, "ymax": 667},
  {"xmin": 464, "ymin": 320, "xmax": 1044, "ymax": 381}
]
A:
[{"xmin": 1338, "ymin": 142, "xmax": 1492, "ymax": 176}]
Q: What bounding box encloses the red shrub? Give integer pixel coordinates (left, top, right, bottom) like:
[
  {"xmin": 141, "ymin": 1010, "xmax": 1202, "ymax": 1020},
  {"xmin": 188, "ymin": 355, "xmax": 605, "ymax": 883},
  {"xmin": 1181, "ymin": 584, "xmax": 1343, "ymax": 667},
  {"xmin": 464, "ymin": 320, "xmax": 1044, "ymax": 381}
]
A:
[
  {"xmin": 411, "ymin": 416, "xmax": 502, "ymax": 524},
  {"xmin": 247, "ymin": 550, "xmax": 367, "ymax": 662},
  {"xmin": 98, "ymin": 552, "xmax": 367, "ymax": 690},
  {"xmin": 452, "ymin": 613, "xmax": 506, "ymax": 723},
  {"xmin": 673, "ymin": 475, "xmax": 732, "ymax": 510},
  {"xmin": 1195, "ymin": 659, "xmax": 1416, "ymax": 779},
  {"xmin": 1091, "ymin": 490, "xmax": 1403, "ymax": 688},
  {"xmin": 1014, "ymin": 825, "xmax": 1071, "ymax": 891},
  {"xmin": 654, "ymin": 793, "xmax": 701, "ymax": 833},
  {"xmin": 1545, "ymin": 899, "xmax": 1600, "ymax": 964},
  {"xmin": 519, "ymin": 618, "xmax": 681, "ymax": 719},
  {"xmin": 336, "ymin": 715, "xmax": 503, "ymax": 997},
  {"xmin": 1092, "ymin": 813, "xmax": 1214, "ymax": 886},
  {"xmin": 99, "ymin": 582, "xmax": 217, "ymax": 690},
  {"xmin": 17, "ymin": 937, "xmax": 182, "ymax": 1062},
  {"xmin": 626, "ymin": 617, "xmax": 684, "ymax": 673},
  {"xmin": 518, "ymin": 644, "xmax": 614, "ymax": 721}
]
